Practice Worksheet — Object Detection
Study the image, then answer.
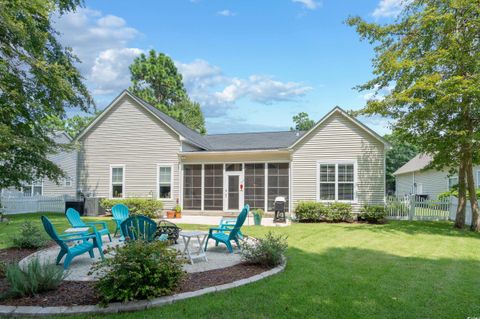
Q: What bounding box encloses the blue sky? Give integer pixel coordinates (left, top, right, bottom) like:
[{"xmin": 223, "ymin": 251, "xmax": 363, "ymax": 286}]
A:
[{"xmin": 54, "ymin": 0, "xmax": 404, "ymax": 134}]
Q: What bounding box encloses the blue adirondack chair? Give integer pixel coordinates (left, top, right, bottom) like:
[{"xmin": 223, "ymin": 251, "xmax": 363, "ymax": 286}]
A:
[
  {"xmin": 219, "ymin": 217, "xmax": 244, "ymax": 240},
  {"xmin": 41, "ymin": 216, "xmax": 104, "ymax": 270},
  {"xmin": 120, "ymin": 215, "xmax": 157, "ymax": 242},
  {"xmin": 112, "ymin": 203, "xmax": 129, "ymax": 240},
  {"xmin": 205, "ymin": 204, "xmax": 249, "ymax": 253},
  {"xmin": 66, "ymin": 208, "xmax": 112, "ymax": 242}
]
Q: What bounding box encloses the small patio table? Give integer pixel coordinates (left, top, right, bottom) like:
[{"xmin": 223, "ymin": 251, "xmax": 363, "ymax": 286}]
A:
[{"xmin": 179, "ymin": 231, "xmax": 209, "ymax": 264}]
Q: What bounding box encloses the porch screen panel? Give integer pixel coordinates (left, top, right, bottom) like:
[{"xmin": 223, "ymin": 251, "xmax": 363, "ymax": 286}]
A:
[
  {"xmin": 183, "ymin": 164, "xmax": 201, "ymax": 210},
  {"xmin": 244, "ymin": 163, "xmax": 265, "ymax": 210},
  {"xmin": 267, "ymin": 163, "xmax": 289, "ymax": 211},
  {"xmin": 204, "ymin": 164, "xmax": 223, "ymax": 210}
]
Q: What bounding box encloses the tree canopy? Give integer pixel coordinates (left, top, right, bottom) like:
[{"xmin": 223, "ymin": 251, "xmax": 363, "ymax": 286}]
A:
[
  {"xmin": 0, "ymin": 0, "xmax": 93, "ymax": 189},
  {"xmin": 290, "ymin": 112, "xmax": 315, "ymax": 131},
  {"xmin": 383, "ymin": 132, "xmax": 419, "ymax": 194},
  {"xmin": 347, "ymin": 0, "xmax": 480, "ymax": 229},
  {"xmin": 129, "ymin": 50, "xmax": 206, "ymax": 134}
]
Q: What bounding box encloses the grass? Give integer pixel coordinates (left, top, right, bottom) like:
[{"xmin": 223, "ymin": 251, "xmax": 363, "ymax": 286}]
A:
[{"xmin": 1, "ymin": 214, "xmax": 480, "ymax": 318}]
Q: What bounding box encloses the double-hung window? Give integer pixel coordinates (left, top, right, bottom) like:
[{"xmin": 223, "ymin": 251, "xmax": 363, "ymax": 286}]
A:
[
  {"xmin": 110, "ymin": 165, "xmax": 125, "ymax": 198},
  {"xmin": 22, "ymin": 180, "xmax": 43, "ymax": 196},
  {"xmin": 448, "ymin": 176, "xmax": 458, "ymax": 190},
  {"xmin": 318, "ymin": 162, "xmax": 356, "ymax": 201},
  {"xmin": 158, "ymin": 165, "xmax": 173, "ymax": 199}
]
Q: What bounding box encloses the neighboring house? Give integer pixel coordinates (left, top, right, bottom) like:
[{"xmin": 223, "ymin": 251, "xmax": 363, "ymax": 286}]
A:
[
  {"xmin": 1, "ymin": 132, "xmax": 77, "ymax": 197},
  {"xmin": 75, "ymin": 90, "xmax": 389, "ymax": 213},
  {"xmin": 394, "ymin": 153, "xmax": 480, "ymax": 199}
]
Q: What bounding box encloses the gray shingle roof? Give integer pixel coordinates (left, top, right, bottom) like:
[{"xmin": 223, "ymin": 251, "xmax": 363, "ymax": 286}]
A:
[
  {"xmin": 129, "ymin": 91, "xmax": 305, "ymax": 151},
  {"xmin": 393, "ymin": 153, "xmax": 433, "ymax": 175},
  {"xmin": 202, "ymin": 131, "xmax": 306, "ymax": 151}
]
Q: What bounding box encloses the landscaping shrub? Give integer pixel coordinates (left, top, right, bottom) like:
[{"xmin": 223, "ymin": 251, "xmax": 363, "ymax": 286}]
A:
[
  {"xmin": 294, "ymin": 201, "xmax": 353, "ymax": 222},
  {"xmin": 100, "ymin": 198, "xmax": 164, "ymax": 218},
  {"xmin": 92, "ymin": 240, "xmax": 185, "ymax": 304},
  {"xmin": 12, "ymin": 221, "xmax": 48, "ymax": 249},
  {"xmin": 359, "ymin": 205, "xmax": 387, "ymax": 223},
  {"xmin": 241, "ymin": 231, "xmax": 288, "ymax": 268},
  {"xmin": 1, "ymin": 258, "xmax": 65, "ymax": 299}
]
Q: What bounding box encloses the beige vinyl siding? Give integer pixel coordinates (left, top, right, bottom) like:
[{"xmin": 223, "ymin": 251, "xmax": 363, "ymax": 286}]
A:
[
  {"xmin": 291, "ymin": 112, "xmax": 385, "ymax": 212},
  {"xmin": 42, "ymin": 144, "xmax": 77, "ymax": 197},
  {"xmin": 181, "ymin": 152, "xmax": 290, "ymax": 164},
  {"xmin": 414, "ymin": 170, "xmax": 449, "ymax": 199},
  {"xmin": 78, "ymin": 95, "xmax": 181, "ymax": 209},
  {"xmin": 395, "ymin": 173, "xmax": 413, "ymax": 197}
]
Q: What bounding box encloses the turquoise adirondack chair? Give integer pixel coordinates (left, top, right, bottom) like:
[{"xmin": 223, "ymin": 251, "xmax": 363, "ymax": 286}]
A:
[
  {"xmin": 205, "ymin": 204, "xmax": 249, "ymax": 253},
  {"xmin": 41, "ymin": 216, "xmax": 104, "ymax": 270},
  {"xmin": 112, "ymin": 203, "xmax": 129, "ymax": 240},
  {"xmin": 66, "ymin": 208, "xmax": 112, "ymax": 242},
  {"xmin": 120, "ymin": 215, "xmax": 157, "ymax": 242},
  {"xmin": 219, "ymin": 217, "xmax": 244, "ymax": 240}
]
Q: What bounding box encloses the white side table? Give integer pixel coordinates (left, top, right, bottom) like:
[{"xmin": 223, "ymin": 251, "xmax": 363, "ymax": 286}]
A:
[{"xmin": 179, "ymin": 231, "xmax": 209, "ymax": 264}]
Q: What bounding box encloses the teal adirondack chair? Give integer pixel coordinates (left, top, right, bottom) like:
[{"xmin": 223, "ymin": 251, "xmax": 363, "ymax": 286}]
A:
[
  {"xmin": 205, "ymin": 204, "xmax": 249, "ymax": 253},
  {"xmin": 41, "ymin": 216, "xmax": 104, "ymax": 270},
  {"xmin": 112, "ymin": 203, "xmax": 129, "ymax": 240},
  {"xmin": 120, "ymin": 215, "xmax": 157, "ymax": 242},
  {"xmin": 66, "ymin": 208, "xmax": 112, "ymax": 242},
  {"xmin": 219, "ymin": 217, "xmax": 244, "ymax": 240}
]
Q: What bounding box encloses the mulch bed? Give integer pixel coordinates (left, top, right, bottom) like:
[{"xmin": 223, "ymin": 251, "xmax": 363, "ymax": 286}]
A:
[{"xmin": 0, "ymin": 246, "xmax": 271, "ymax": 307}]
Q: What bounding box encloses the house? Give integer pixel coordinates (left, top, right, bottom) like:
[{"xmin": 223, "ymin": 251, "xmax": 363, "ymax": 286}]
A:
[
  {"xmin": 75, "ymin": 90, "xmax": 388, "ymax": 214},
  {"xmin": 1, "ymin": 132, "xmax": 77, "ymax": 198},
  {"xmin": 394, "ymin": 153, "xmax": 480, "ymax": 199}
]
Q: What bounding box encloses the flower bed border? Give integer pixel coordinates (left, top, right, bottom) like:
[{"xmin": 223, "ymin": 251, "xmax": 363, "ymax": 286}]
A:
[{"xmin": 0, "ymin": 259, "xmax": 286, "ymax": 317}]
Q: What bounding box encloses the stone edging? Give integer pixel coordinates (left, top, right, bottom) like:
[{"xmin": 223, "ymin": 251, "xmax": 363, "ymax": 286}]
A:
[{"xmin": 0, "ymin": 259, "xmax": 286, "ymax": 317}]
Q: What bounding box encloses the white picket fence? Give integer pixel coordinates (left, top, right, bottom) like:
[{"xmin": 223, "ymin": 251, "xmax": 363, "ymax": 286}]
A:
[
  {"xmin": 386, "ymin": 196, "xmax": 451, "ymax": 221},
  {"xmin": 0, "ymin": 195, "xmax": 76, "ymax": 215}
]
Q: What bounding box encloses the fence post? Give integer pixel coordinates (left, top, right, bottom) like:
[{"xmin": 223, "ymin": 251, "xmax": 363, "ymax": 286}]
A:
[{"xmin": 409, "ymin": 195, "xmax": 415, "ymax": 221}]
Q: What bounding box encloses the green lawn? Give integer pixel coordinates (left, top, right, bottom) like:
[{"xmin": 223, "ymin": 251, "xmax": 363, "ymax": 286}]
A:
[{"xmin": 2, "ymin": 214, "xmax": 480, "ymax": 318}]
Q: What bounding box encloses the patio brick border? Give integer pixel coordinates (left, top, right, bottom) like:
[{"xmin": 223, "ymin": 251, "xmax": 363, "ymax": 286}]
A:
[{"xmin": 0, "ymin": 259, "xmax": 286, "ymax": 317}]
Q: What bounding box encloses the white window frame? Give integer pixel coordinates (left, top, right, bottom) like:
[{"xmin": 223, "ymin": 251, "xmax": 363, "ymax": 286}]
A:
[
  {"xmin": 157, "ymin": 164, "xmax": 173, "ymax": 200},
  {"xmin": 477, "ymin": 170, "xmax": 480, "ymax": 188},
  {"xmin": 110, "ymin": 164, "xmax": 126, "ymax": 199},
  {"xmin": 22, "ymin": 180, "xmax": 43, "ymax": 197},
  {"xmin": 447, "ymin": 175, "xmax": 458, "ymax": 190},
  {"xmin": 316, "ymin": 160, "xmax": 357, "ymax": 203},
  {"xmin": 63, "ymin": 177, "xmax": 72, "ymax": 187}
]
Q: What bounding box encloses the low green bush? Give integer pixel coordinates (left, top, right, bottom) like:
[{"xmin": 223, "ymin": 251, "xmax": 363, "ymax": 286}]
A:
[
  {"xmin": 92, "ymin": 240, "xmax": 185, "ymax": 304},
  {"xmin": 100, "ymin": 198, "xmax": 164, "ymax": 218},
  {"xmin": 294, "ymin": 201, "xmax": 353, "ymax": 222},
  {"xmin": 1, "ymin": 258, "xmax": 65, "ymax": 299},
  {"xmin": 359, "ymin": 205, "xmax": 387, "ymax": 223},
  {"xmin": 241, "ymin": 231, "xmax": 288, "ymax": 268},
  {"xmin": 12, "ymin": 221, "xmax": 48, "ymax": 249}
]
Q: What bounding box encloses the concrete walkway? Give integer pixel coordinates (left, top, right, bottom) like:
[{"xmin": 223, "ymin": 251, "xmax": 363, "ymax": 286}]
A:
[
  {"xmin": 165, "ymin": 215, "xmax": 290, "ymax": 227},
  {"xmin": 20, "ymin": 235, "xmax": 246, "ymax": 281}
]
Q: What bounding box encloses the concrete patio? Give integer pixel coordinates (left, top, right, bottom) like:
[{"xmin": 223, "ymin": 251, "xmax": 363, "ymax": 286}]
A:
[{"xmin": 19, "ymin": 234, "xmax": 245, "ymax": 281}]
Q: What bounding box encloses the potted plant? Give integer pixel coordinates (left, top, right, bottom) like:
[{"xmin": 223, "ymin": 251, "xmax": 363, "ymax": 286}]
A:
[
  {"xmin": 253, "ymin": 209, "xmax": 264, "ymax": 226},
  {"xmin": 166, "ymin": 209, "xmax": 176, "ymax": 219},
  {"xmin": 174, "ymin": 205, "xmax": 182, "ymax": 219}
]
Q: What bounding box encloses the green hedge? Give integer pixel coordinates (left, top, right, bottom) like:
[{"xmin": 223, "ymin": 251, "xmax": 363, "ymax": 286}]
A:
[
  {"xmin": 100, "ymin": 198, "xmax": 164, "ymax": 218},
  {"xmin": 358, "ymin": 205, "xmax": 387, "ymax": 223},
  {"xmin": 294, "ymin": 201, "xmax": 353, "ymax": 222}
]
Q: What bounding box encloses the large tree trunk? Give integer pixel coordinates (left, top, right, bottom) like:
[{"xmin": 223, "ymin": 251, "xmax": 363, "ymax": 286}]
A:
[
  {"xmin": 466, "ymin": 145, "xmax": 480, "ymax": 231},
  {"xmin": 454, "ymin": 155, "xmax": 467, "ymax": 229}
]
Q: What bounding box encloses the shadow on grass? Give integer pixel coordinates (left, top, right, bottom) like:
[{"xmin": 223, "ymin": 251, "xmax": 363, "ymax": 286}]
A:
[{"xmin": 330, "ymin": 220, "xmax": 480, "ymax": 239}]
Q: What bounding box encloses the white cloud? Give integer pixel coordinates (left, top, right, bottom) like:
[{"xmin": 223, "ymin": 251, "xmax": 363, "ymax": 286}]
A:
[
  {"xmin": 362, "ymin": 84, "xmax": 394, "ymax": 102},
  {"xmin": 372, "ymin": 0, "xmax": 410, "ymax": 18},
  {"xmin": 217, "ymin": 9, "xmax": 236, "ymax": 17},
  {"xmin": 176, "ymin": 59, "xmax": 312, "ymax": 117},
  {"xmin": 292, "ymin": 0, "xmax": 321, "ymax": 10},
  {"xmin": 54, "ymin": 8, "xmax": 142, "ymax": 96}
]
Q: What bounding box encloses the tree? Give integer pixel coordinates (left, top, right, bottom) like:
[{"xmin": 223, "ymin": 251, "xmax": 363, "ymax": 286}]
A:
[
  {"xmin": 290, "ymin": 112, "xmax": 315, "ymax": 131},
  {"xmin": 0, "ymin": 0, "xmax": 93, "ymax": 189},
  {"xmin": 383, "ymin": 132, "xmax": 419, "ymax": 195},
  {"xmin": 44, "ymin": 111, "xmax": 101, "ymax": 138},
  {"xmin": 129, "ymin": 50, "xmax": 206, "ymax": 133},
  {"xmin": 347, "ymin": 0, "xmax": 480, "ymax": 230}
]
